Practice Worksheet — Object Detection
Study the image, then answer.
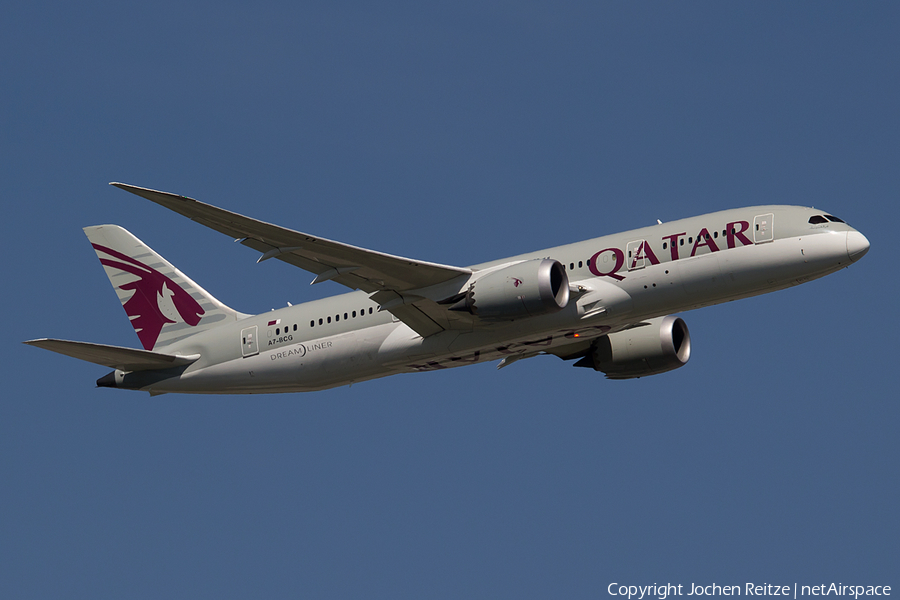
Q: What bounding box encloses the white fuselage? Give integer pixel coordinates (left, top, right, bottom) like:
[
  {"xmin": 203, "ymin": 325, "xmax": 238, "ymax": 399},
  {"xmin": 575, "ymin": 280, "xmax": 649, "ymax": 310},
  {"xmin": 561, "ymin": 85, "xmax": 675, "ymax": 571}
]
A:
[{"xmin": 119, "ymin": 205, "xmax": 866, "ymax": 394}]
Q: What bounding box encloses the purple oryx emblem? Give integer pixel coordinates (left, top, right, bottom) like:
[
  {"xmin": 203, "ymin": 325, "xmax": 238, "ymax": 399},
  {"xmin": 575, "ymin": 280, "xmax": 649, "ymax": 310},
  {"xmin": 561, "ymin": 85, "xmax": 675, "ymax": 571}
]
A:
[
  {"xmin": 512, "ymin": 277, "xmax": 523, "ymax": 287},
  {"xmin": 93, "ymin": 244, "xmax": 205, "ymax": 350}
]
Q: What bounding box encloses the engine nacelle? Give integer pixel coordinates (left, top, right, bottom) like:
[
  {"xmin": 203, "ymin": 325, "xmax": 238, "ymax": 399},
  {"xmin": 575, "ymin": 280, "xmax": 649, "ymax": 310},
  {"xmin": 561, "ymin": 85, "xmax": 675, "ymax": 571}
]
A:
[
  {"xmin": 580, "ymin": 315, "xmax": 691, "ymax": 379},
  {"xmin": 453, "ymin": 259, "xmax": 569, "ymax": 320}
]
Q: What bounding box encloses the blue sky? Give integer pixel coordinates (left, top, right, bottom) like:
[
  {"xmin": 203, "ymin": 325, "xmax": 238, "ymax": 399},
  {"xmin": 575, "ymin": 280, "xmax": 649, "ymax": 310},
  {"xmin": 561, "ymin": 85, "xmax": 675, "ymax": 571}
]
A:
[{"xmin": 2, "ymin": 2, "xmax": 898, "ymax": 598}]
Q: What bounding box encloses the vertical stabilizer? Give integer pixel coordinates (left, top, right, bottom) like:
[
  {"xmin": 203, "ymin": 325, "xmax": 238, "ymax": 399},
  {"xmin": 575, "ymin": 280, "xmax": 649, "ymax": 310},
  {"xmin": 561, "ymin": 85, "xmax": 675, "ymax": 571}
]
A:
[{"xmin": 84, "ymin": 225, "xmax": 247, "ymax": 350}]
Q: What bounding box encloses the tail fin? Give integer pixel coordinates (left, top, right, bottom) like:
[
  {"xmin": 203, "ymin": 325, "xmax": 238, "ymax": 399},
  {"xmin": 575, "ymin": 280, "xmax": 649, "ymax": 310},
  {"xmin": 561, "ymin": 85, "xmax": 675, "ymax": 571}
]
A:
[{"xmin": 84, "ymin": 225, "xmax": 248, "ymax": 351}]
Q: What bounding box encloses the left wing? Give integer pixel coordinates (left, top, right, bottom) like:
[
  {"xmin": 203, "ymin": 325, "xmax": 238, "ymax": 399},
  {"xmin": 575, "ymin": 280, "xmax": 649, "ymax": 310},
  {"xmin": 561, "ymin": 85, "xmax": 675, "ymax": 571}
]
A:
[
  {"xmin": 24, "ymin": 338, "xmax": 200, "ymax": 372},
  {"xmin": 111, "ymin": 183, "xmax": 473, "ymax": 336}
]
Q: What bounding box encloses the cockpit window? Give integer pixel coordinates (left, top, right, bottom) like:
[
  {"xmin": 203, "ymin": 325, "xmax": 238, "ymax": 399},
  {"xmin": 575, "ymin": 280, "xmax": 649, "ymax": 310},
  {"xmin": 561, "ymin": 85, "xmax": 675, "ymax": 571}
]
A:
[
  {"xmin": 824, "ymin": 215, "xmax": 845, "ymax": 223},
  {"xmin": 808, "ymin": 215, "xmax": 828, "ymax": 224}
]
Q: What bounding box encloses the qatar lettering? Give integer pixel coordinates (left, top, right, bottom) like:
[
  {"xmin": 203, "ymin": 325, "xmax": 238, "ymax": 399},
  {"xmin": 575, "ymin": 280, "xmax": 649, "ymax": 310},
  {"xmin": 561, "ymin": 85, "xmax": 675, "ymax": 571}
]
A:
[{"xmin": 591, "ymin": 220, "xmax": 753, "ymax": 281}]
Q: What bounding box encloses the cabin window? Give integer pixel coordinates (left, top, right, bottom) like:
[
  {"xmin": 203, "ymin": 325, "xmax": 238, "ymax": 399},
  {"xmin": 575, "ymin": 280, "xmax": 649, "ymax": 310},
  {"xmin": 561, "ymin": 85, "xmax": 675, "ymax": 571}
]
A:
[
  {"xmin": 680, "ymin": 238, "xmax": 684, "ymax": 246},
  {"xmin": 825, "ymin": 215, "xmax": 845, "ymax": 223},
  {"xmin": 276, "ymin": 328, "xmax": 280, "ymax": 335},
  {"xmin": 352, "ymin": 310, "xmax": 357, "ymax": 318},
  {"xmin": 569, "ymin": 262, "xmax": 574, "ymax": 270},
  {"xmin": 310, "ymin": 321, "xmax": 314, "ymax": 327},
  {"xmin": 293, "ymin": 324, "xmax": 297, "ymax": 331},
  {"xmin": 344, "ymin": 313, "xmax": 348, "ymax": 320},
  {"xmin": 336, "ymin": 314, "xmax": 340, "ymax": 322},
  {"xmin": 369, "ymin": 307, "xmax": 373, "ymax": 314},
  {"xmin": 319, "ymin": 318, "xmax": 323, "ymax": 325},
  {"xmin": 713, "ymin": 231, "xmax": 718, "ymax": 238},
  {"xmin": 663, "ymin": 242, "xmax": 667, "ymax": 249},
  {"xmin": 327, "ymin": 316, "xmax": 331, "ymax": 323},
  {"xmin": 578, "ymin": 260, "xmax": 583, "ymax": 268},
  {"xmin": 688, "ymin": 237, "xmax": 693, "ymax": 243}
]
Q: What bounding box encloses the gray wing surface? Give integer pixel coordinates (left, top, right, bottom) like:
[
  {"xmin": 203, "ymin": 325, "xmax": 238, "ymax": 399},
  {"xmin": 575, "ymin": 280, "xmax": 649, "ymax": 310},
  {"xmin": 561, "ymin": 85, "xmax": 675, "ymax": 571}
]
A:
[{"xmin": 110, "ymin": 183, "xmax": 473, "ymax": 337}]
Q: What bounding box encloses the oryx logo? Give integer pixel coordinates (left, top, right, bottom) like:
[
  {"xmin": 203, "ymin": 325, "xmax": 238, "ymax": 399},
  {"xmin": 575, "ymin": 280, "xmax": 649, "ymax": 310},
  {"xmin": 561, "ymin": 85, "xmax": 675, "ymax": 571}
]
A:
[
  {"xmin": 512, "ymin": 277, "xmax": 523, "ymax": 287},
  {"xmin": 93, "ymin": 243, "xmax": 205, "ymax": 350}
]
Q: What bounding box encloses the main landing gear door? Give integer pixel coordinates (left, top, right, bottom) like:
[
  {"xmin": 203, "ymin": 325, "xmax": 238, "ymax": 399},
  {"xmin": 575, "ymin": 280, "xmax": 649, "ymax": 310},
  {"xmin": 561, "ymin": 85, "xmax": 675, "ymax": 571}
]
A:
[
  {"xmin": 241, "ymin": 326, "xmax": 259, "ymax": 357},
  {"xmin": 754, "ymin": 213, "xmax": 774, "ymax": 244}
]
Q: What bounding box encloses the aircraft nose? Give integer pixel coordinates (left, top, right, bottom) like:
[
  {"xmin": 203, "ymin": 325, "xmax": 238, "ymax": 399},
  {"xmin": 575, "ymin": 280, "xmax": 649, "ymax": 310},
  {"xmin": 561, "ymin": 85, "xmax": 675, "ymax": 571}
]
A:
[{"xmin": 846, "ymin": 230, "xmax": 870, "ymax": 263}]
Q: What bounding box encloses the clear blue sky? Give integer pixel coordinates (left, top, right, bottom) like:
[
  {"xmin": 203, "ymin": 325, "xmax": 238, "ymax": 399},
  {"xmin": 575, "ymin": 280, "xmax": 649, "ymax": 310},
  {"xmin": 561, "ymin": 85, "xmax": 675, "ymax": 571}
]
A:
[{"xmin": 2, "ymin": 2, "xmax": 897, "ymax": 598}]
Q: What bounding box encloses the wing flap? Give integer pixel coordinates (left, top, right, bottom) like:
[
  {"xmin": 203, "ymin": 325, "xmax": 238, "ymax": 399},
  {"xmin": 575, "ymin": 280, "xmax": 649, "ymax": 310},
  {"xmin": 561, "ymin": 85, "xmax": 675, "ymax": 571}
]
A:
[{"xmin": 24, "ymin": 338, "xmax": 200, "ymax": 372}]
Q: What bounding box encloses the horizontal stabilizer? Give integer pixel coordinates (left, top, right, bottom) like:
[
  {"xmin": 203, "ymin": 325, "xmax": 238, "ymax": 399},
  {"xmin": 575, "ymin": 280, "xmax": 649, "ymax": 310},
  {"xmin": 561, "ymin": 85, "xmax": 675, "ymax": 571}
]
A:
[{"xmin": 24, "ymin": 338, "xmax": 200, "ymax": 372}]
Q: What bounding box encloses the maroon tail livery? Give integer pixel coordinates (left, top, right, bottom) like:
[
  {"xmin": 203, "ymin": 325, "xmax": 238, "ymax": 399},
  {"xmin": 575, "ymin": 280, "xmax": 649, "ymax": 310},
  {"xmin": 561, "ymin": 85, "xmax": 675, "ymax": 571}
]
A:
[{"xmin": 92, "ymin": 243, "xmax": 205, "ymax": 349}]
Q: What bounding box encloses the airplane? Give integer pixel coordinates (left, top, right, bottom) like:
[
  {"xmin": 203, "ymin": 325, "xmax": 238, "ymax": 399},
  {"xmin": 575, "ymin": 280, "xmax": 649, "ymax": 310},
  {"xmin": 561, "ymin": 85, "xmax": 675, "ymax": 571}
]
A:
[{"xmin": 24, "ymin": 183, "xmax": 870, "ymax": 395}]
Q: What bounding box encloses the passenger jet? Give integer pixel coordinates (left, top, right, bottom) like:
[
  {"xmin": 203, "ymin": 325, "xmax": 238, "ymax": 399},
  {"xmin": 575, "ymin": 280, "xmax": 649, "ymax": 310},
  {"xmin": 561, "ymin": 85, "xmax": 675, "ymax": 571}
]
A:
[{"xmin": 25, "ymin": 184, "xmax": 870, "ymax": 394}]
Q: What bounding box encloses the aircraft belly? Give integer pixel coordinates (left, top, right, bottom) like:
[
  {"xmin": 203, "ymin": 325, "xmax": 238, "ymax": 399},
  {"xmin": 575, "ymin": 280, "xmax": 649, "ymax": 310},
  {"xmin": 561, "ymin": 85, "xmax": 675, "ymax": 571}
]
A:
[{"xmin": 393, "ymin": 323, "xmax": 620, "ymax": 373}]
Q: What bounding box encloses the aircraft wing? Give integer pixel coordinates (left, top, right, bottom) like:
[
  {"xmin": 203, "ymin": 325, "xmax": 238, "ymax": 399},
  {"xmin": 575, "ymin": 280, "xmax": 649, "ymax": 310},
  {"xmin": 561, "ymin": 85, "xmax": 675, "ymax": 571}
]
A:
[
  {"xmin": 111, "ymin": 183, "xmax": 473, "ymax": 337},
  {"xmin": 111, "ymin": 183, "xmax": 470, "ymax": 294}
]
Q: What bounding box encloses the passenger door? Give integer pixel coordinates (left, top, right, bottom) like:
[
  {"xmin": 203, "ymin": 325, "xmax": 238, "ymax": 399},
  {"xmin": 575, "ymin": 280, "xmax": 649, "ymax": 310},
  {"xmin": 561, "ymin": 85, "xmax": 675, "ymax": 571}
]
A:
[
  {"xmin": 753, "ymin": 213, "xmax": 774, "ymax": 244},
  {"xmin": 626, "ymin": 240, "xmax": 646, "ymax": 270},
  {"xmin": 241, "ymin": 326, "xmax": 259, "ymax": 357}
]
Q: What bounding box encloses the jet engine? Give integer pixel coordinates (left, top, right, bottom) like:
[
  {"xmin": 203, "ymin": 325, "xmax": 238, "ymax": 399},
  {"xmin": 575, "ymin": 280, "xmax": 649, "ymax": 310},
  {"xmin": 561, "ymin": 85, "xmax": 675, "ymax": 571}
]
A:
[
  {"xmin": 576, "ymin": 315, "xmax": 691, "ymax": 379},
  {"xmin": 451, "ymin": 259, "xmax": 569, "ymax": 320}
]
